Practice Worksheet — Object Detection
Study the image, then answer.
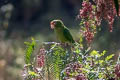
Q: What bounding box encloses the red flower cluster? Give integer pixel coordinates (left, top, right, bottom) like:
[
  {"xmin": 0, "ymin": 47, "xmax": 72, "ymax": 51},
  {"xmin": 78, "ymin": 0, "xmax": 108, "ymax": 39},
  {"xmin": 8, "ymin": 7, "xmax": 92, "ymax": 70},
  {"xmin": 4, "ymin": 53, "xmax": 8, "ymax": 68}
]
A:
[
  {"xmin": 115, "ymin": 64, "xmax": 120, "ymax": 77},
  {"xmin": 79, "ymin": 1, "xmax": 93, "ymax": 19},
  {"xmin": 63, "ymin": 62, "xmax": 87, "ymax": 80},
  {"xmin": 78, "ymin": 1, "xmax": 95, "ymax": 44},
  {"xmin": 78, "ymin": 0, "xmax": 120, "ymax": 44},
  {"xmin": 37, "ymin": 48, "xmax": 45, "ymax": 67},
  {"xmin": 95, "ymin": 0, "xmax": 117, "ymax": 32},
  {"xmin": 76, "ymin": 73, "xmax": 87, "ymax": 80},
  {"xmin": 84, "ymin": 22, "xmax": 94, "ymax": 44},
  {"xmin": 84, "ymin": 30, "xmax": 94, "ymax": 44}
]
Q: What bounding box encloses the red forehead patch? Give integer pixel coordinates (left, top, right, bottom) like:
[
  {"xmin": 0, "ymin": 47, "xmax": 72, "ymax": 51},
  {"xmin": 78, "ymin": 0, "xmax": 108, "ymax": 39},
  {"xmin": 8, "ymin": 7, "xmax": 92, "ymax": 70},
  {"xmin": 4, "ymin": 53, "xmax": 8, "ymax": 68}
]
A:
[{"xmin": 50, "ymin": 21, "xmax": 55, "ymax": 29}]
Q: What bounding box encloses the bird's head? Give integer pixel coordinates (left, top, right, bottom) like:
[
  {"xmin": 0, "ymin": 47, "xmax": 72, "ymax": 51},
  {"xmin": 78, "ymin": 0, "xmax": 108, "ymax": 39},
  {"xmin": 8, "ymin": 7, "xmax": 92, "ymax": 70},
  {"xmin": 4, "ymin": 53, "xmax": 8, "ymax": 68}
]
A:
[{"xmin": 50, "ymin": 19, "xmax": 63, "ymax": 29}]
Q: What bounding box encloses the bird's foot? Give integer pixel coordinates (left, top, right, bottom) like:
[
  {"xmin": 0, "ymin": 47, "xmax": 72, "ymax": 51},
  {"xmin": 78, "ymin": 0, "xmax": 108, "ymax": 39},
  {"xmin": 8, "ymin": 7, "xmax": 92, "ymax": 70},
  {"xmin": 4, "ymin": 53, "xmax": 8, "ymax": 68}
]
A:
[{"xmin": 60, "ymin": 43, "xmax": 69, "ymax": 47}]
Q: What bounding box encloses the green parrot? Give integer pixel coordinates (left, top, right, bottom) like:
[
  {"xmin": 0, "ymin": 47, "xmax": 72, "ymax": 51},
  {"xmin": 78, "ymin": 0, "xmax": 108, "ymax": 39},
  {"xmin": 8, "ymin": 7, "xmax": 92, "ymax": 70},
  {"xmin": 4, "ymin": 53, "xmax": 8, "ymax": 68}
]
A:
[{"xmin": 50, "ymin": 19, "xmax": 75, "ymax": 43}]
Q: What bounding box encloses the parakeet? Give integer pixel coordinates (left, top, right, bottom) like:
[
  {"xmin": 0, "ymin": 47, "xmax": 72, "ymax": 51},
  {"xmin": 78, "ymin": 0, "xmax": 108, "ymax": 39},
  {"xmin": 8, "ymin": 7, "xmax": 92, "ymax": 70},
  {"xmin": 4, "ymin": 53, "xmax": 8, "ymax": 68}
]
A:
[{"xmin": 50, "ymin": 19, "xmax": 75, "ymax": 43}]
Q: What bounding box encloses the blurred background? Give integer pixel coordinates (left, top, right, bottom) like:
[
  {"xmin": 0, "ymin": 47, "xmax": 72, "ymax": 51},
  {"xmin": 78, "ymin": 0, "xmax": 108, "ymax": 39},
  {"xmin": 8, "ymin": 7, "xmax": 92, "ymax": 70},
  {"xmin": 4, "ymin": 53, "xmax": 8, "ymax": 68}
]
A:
[{"xmin": 0, "ymin": 0, "xmax": 120, "ymax": 80}]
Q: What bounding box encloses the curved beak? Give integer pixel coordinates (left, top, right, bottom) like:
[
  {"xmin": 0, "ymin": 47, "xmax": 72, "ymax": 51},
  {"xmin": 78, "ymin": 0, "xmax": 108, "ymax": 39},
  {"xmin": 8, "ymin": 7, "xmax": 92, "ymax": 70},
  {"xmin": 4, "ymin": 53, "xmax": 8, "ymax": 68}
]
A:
[{"xmin": 50, "ymin": 21, "xmax": 55, "ymax": 29}]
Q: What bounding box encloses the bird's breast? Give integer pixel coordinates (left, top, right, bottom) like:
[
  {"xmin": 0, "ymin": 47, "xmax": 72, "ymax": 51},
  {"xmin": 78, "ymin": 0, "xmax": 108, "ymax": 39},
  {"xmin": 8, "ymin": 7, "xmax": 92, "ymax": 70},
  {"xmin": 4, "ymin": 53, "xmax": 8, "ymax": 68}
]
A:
[{"xmin": 54, "ymin": 28, "xmax": 68, "ymax": 43}]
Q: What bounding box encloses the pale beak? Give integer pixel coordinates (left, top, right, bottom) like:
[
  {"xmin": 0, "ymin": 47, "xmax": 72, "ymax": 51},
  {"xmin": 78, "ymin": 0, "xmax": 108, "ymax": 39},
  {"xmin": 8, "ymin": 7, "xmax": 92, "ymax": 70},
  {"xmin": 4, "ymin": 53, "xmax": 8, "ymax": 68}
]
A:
[{"xmin": 50, "ymin": 21, "xmax": 55, "ymax": 29}]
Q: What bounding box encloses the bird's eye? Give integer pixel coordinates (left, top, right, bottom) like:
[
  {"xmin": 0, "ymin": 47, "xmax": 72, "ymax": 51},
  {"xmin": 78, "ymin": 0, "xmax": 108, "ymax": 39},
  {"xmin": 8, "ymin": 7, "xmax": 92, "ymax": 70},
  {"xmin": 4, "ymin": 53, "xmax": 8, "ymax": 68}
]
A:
[{"xmin": 51, "ymin": 22, "xmax": 56, "ymax": 25}]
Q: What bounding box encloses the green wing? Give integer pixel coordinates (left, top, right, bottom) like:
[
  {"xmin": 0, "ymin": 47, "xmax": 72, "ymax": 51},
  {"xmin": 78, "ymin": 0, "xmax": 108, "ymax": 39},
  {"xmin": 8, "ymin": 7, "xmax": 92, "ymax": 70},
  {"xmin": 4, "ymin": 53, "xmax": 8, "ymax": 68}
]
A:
[{"xmin": 63, "ymin": 27, "xmax": 75, "ymax": 43}]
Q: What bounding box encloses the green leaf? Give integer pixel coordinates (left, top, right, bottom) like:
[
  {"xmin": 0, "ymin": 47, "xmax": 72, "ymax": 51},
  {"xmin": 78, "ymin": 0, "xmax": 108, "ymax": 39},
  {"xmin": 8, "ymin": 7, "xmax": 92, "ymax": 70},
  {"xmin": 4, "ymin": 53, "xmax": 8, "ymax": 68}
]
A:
[
  {"xmin": 90, "ymin": 50, "xmax": 100, "ymax": 58},
  {"xmin": 92, "ymin": 5, "xmax": 96, "ymax": 9},
  {"xmin": 95, "ymin": 60, "xmax": 104, "ymax": 65},
  {"xmin": 24, "ymin": 42, "xmax": 30, "ymax": 45},
  {"xmin": 100, "ymin": 50, "xmax": 106, "ymax": 57},
  {"xmin": 114, "ymin": 0, "xmax": 119, "ymax": 16},
  {"xmin": 31, "ymin": 37, "xmax": 36, "ymax": 46},
  {"xmin": 99, "ymin": 60, "xmax": 104, "ymax": 64},
  {"xmin": 28, "ymin": 71, "xmax": 38, "ymax": 77},
  {"xmin": 98, "ymin": 73, "xmax": 104, "ymax": 79},
  {"xmin": 105, "ymin": 54, "xmax": 114, "ymax": 61},
  {"xmin": 79, "ymin": 35, "xmax": 83, "ymax": 43},
  {"xmin": 24, "ymin": 37, "xmax": 36, "ymax": 64}
]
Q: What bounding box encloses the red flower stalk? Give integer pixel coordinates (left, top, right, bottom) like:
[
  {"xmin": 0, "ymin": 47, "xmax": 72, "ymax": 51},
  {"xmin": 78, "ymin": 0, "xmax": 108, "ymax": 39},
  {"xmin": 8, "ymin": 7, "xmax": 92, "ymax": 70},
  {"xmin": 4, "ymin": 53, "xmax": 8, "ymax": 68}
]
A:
[{"xmin": 37, "ymin": 48, "xmax": 45, "ymax": 67}]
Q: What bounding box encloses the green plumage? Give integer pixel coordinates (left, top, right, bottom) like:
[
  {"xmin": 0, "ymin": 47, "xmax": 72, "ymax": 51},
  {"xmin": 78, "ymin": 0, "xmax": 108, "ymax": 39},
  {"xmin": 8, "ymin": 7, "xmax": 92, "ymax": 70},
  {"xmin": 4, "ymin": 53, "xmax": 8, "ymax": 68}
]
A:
[{"xmin": 51, "ymin": 20, "xmax": 75, "ymax": 43}]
